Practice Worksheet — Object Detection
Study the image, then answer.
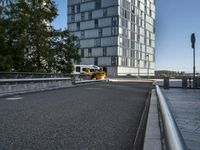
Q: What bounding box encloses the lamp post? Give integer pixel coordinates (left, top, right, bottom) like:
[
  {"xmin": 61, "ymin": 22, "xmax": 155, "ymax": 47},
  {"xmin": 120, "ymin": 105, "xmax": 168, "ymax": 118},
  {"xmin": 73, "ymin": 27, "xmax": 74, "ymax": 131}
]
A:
[
  {"xmin": 146, "ymin": 54, "xmax": 149, "ymax": 79},
  {"xmin": 138, "ymin": 60, "xmax": 140, "ymax": 77},
  {"xmin": 191, "ymin": 33, "xmax": 196, "ymax": 88}
]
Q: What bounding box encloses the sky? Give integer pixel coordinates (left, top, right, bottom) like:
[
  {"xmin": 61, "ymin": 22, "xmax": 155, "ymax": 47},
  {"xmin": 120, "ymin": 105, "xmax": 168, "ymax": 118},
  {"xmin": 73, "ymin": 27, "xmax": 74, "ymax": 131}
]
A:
[
  {"xmin": 51, "ymin": 0, "xmax": 67, "ymax": 30},
  {"xmin": 52, "ymin": 0, "xmax": 200, "ymax": 73}
]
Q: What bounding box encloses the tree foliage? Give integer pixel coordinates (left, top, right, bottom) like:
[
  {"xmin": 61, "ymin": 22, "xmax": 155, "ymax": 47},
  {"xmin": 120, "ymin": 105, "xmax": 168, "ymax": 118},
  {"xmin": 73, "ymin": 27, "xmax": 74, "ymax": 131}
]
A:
[
  {"xmin": 50, "ymin": 30, "xmax": 81, "ymax": 73},
  {"xmin": 0, "ymin": 5, "xmax": 13, "ymax": 71},
  {"xmin": 0, "ymin": 0, "xmax": 80, "ymax": 73}
]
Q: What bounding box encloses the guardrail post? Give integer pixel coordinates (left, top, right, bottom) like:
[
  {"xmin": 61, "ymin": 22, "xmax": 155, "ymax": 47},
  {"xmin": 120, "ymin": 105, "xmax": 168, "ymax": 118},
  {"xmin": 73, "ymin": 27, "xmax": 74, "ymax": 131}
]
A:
[
  {"xmin": 71, "ymin": 75, "xmax": 75, "ymax": 85},
  {"xmin": 182, "ymin": 77, "xmax": 188, "ymax": 89},
  {"xmin": 193, "ymin": 77, "xmax": 198, "ymax": 89},
  {"xmin": 164, "ymin": 77, "xmax": 169, "ymax": 89}
]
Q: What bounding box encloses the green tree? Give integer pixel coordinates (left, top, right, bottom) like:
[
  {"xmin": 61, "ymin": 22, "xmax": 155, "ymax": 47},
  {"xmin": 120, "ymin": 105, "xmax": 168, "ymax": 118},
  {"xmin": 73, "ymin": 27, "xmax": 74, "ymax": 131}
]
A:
[
  {"xmin": 51, "ymin": 29, "xmax": 81, "ymax": 73},
  {"xmin": 0, "ymin": 5, "xmax": 13, "ymax": 71},
  {"xmin": 0, "ymin": 0, "xmax": 81, "ymax": 73},
  {"xmin": 5, "ymin": 0, "xmax": 57, "ymax": 72}
]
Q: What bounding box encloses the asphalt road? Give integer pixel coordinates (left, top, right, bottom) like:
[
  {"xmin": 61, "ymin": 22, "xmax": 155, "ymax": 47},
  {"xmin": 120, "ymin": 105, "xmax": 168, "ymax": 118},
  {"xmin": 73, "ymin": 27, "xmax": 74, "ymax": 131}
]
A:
[{"xmin": 0, "ymin": 82, "xmax": 152, "ymax": 150}]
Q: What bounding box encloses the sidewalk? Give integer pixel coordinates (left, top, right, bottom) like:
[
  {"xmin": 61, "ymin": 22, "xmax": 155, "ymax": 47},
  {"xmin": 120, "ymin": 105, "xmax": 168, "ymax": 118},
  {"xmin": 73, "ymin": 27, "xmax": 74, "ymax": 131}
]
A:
[
  {"xmin": 143, "ymin": 89, "xmax": 162, "ymax": 150},
  {"xmin": 162, "ymin": 88, "xmax": 200, "ymax": 150}
]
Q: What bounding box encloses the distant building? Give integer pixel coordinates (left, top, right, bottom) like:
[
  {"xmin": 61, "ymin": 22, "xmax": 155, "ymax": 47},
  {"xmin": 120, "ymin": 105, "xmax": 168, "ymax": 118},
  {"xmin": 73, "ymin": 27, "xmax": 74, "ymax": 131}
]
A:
[{"xmin": 74, "ymin": 0, "xmax": 157, "ymax": 76}]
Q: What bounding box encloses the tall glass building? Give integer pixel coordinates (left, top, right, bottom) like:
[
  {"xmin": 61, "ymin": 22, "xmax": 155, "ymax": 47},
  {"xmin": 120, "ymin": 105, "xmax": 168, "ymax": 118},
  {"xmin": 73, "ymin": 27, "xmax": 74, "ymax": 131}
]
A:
[{"xmin": 68, "ymin": 0, "xmax": 155, "ymax": 76}]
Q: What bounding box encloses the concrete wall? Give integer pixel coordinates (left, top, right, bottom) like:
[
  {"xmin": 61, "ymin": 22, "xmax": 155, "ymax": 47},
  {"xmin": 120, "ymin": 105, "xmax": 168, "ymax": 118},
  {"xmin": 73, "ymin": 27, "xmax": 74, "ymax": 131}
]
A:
[{"xmin": 0, "ymin": 78, "xmax": 72, "ymax": 96}]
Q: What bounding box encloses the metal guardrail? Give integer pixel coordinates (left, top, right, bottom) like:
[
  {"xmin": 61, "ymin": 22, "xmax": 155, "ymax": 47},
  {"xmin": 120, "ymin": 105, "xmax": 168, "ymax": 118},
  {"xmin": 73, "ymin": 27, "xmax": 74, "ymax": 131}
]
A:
[
  {"xmin": 0, "ymin": 72, "xmax": 96, "ymax": 80},
  {"xmin": 156, "ymin": 85, "xmax": 187, "ymax": 150},
  {"xmin": 0, "ymin": 78, "xmax": 71, "ymax": 85},
  {"xmin": 0, "ymin": 72, "xmax": 71, "ymax": 79}
]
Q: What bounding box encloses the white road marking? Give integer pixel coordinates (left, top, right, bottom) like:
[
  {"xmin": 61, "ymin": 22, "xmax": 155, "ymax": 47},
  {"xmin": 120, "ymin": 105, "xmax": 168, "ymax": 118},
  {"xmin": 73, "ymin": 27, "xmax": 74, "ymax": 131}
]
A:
[
  {"xmin": 6, "ymin": 97, "xmax": 23, "ymax": 100},
  {"xmin": 85, "ymin": 87, "xmax": 102, "ymax": 90}
]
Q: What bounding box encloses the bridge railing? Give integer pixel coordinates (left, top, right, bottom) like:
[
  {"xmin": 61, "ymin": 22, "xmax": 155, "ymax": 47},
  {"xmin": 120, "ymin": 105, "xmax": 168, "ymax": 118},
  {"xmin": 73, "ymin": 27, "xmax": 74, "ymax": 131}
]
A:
[
  {"xmin": 0, "ymin": 72, "xmax": 72, "ymax": 79},
  {"xmin": 156, "ymin": 85, "xmax": 187, "ymax": 150},
  {"xmin": 0, "ymin": 72, "xmax": 94, "ymax": 81},
  {"xmin": 0, "ymin": 73, "xmax": 105, "ymax": 96}
]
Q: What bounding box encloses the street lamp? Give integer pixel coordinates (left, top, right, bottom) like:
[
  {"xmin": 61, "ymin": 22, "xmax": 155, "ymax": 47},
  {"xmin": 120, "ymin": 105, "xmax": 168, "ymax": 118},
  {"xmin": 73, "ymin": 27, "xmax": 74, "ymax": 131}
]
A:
[
  {"xmin": 146, "ymin": 54, "xmax": 149, "ymax": 79},
  {"xmin": 191, "ymin": 33, "xmax": 196, "ymax": 88}
]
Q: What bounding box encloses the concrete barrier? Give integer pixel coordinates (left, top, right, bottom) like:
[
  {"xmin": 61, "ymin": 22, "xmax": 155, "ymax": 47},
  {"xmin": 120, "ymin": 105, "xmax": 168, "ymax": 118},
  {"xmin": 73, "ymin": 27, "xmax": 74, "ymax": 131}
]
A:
[
  {"xmin": 0, "ymin": 78, "xmax": 72, "ymax": 96},
  {"xmin": 143, "ymin": 89, "xmax": 162, "ymax": 150}
]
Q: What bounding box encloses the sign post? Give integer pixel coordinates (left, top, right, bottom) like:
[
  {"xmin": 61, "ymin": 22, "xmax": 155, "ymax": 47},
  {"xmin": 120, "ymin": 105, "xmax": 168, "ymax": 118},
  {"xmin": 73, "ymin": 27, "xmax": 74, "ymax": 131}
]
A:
[{"xmin": 191, "ymin": 33, "xmax": 196, "ymax": 88}]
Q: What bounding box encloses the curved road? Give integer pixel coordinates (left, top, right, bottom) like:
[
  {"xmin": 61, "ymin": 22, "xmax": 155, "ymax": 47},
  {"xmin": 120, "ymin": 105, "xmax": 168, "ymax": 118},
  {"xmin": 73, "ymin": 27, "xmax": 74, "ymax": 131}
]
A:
[{"xmin": 0, "ymin": 81, "xmax": 152, "ymax": 150}]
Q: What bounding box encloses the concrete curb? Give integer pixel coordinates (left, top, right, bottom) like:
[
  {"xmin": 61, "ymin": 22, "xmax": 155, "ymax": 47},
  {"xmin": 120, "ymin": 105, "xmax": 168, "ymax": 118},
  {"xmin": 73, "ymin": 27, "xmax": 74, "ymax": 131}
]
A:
[
  {"xmin": 143, "ymin": 89, "xmax": 162, "ymax": 150},
  {"xmin": 133, "ymin": 90, "xmax": 151, "ymax": 150},
  {"xmin": 74, "ymin": 79, "xmax": 107, "ymax": 85}
]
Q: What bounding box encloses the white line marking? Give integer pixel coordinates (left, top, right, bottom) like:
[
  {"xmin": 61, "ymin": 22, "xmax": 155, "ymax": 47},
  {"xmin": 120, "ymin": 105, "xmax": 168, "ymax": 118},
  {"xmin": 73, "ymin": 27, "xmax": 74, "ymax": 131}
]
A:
[
  {"xmin": 85, "ymin": 87, "xmax": 102, "ymax": 90},
  {"xmin": 6, "ymin": 97, "xmax": 23, "ymax": 100}
]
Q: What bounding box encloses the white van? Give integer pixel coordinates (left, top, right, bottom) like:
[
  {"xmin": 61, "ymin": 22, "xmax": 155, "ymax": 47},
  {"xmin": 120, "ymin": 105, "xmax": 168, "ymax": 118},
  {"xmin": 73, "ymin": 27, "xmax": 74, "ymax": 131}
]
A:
[{"xmin": 73, "ymin": 65, "xmax": 100, "ymax": 74}]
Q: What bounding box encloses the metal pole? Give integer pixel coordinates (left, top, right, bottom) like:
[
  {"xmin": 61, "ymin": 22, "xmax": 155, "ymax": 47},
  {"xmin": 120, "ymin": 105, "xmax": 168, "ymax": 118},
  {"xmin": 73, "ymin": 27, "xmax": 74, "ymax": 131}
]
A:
[
  {"xmin": 138, "ymin": 60, "xmax": 140, "ymax": 77},
  {"xmin": 147, "ymin": 54, "xmax": 149, "ymax": 79},
  {"xmin": 191, "ymin": 33, "xmax": 196, "ymax": 88},
  {"xmin": 193, "ymin": 47, "xmax": 196, "ymax": 88}
]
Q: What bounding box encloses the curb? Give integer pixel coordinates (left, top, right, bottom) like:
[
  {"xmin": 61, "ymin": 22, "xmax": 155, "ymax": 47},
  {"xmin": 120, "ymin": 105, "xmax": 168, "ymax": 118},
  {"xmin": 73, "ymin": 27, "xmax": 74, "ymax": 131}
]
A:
[
  {"xmin": 133, "ymin": 90, "xmax": 151, "ymax": 150},
  {"xmin": 143, "ymin": 89, "xmax": 162, "ymax": 150}
]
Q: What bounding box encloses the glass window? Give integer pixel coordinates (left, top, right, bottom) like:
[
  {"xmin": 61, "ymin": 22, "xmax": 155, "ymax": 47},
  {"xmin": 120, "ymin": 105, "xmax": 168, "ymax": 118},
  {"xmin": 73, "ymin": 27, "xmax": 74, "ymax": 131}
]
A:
[
  {"xmin": 111, "ymin": 27, "xmax": 118, "ymax": 36},
  {"xmin": 81, "ymin": 12, "xmax": 85, "ymax": 20},
  {"xmin": 81, "ymin": 49, "xmax": 84, "ymax": 57},
  {"xmin": 131, "ymin": 41, "xmax": 135, "ymax": 49},
  {"xmin": 103, "ymin": 8, "xmax": 107, "ymax": 17},
  {"xmin": 76, "ymin": 67, "xmax": 81, "ymax": 72},
  {"xmin": 95, "ymin": 39, "xmax": 101, "ymax": 47},
  {"xmin": 88, "ymin": 48, "xmax": 92, "ymax": 57},
  {"xmin": 90, "ymin": 69, "xmax": 95, "ymax": 72},
  {"xmin": 94, "ymin": 57, "xmax": 98, "ymax": 65},
  {"xmin": 103, "ymin": 47, "xmax": 107, "ymax": 56},
  {"xmin": 122, "ymin": 28, "xmax": 128, "ymax": 37},
  {"xmin": 131, "ymin": 5, "xmax": 135, "ymax": 14},
  {"xmin": 95, "ymin": 19, "xmax": 98, "ymax": 28},
  {"xmin": 77, "ymin": 4, "xmax": 80, "ymax": 13},
  {"xmin": 81, "ymin": 31, "xmax": 85, "ymax": 39},
  {"xmin": 82, "ymin": 68, "xmax": 88, "ymax": 72},
  {"xmin": 111, "ymin": 57, "xmax": 118, "ymax": 66},
  {"xmin": 98, "ymin": 28, "xmax": 103, "ymax": 37},
  {"xmin": 88, "ymin": 11, "xmax": 92, "ymax": 20},
  {"xmin": 76, "ymin": 40, "xmax": 80, "ymax": 45},
  {"xmin": 150, "ymin": 9, "xmax": 152, "ymax": 17},
  {"xmin": 71, "ymin": 6, "xmax": 75, "ymax": 14},
  {"xmin": 71, "ymin": 15, "xmax": 75, "ymax": 22},
  {"xmin": 77, "ymin": 22, "xmax": 80, "ymax": 30},
  {"xmin": 121, "ymin": 18, "xmax": 128, "ymax": 28},
  {"xmin": 95, "ymin": 0, "xmax": 101, "ymax": 9},
  {"xmin": 138, "ymin": 1, "xmax": 140, "ymax": 8},
  {"xmin": 112, "ymin": 17, "xmax": 118, "ymax": 26}
]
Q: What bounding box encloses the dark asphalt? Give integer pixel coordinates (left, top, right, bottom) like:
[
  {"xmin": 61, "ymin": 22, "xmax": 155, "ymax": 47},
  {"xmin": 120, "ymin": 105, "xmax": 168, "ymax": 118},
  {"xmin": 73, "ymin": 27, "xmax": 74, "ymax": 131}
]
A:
[{"xmin": 0, "ymin": 82, "xmax": 152, "ymax": 150}]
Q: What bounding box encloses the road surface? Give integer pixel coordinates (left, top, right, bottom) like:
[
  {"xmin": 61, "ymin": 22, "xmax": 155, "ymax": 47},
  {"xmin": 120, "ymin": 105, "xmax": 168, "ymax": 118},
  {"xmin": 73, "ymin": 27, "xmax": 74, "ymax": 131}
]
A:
[{"xmin": 0, "ymin": 82, "xmax": 152, "ymax": 150}]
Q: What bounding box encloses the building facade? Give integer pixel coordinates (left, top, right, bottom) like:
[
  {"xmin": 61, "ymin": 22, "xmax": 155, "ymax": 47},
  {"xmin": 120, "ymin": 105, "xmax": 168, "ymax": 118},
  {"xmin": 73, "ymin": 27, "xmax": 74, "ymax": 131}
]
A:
[{"xmin": 68, "ymin": 0, "xmax": 155, "ymax": 76}]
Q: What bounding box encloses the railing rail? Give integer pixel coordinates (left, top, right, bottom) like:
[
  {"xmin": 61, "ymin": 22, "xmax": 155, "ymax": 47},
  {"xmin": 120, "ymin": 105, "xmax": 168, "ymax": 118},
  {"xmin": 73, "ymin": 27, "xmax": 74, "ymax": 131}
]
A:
[
  {"xmin": 156, "ymin": 85, "xmax": 188, "ymax": 150},
  {"xmin": 0, "ymin": 72, "xmax": 94, "ymax": 81},
  {"xmin": 0, "ymin": 78, "xmax": 71, "ymax": 85},
  {"xmin": 0, "ymin": 72, "xmax": 72, "ymax": 79}
]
